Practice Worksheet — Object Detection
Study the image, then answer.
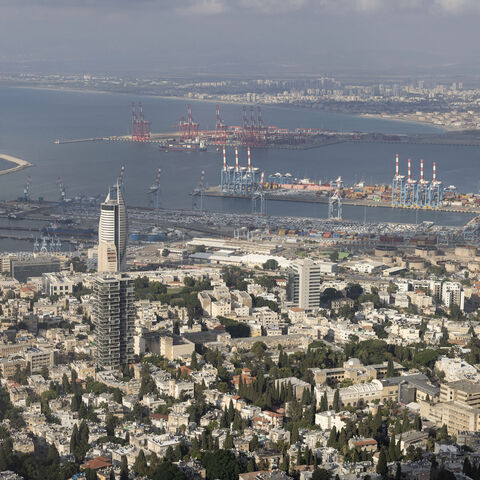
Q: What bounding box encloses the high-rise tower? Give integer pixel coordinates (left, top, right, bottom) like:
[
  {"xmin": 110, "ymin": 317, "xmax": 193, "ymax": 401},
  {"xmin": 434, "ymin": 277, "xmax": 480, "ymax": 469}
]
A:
[
  {"xmin": 97, "ymin": 184, "xmax": 128, "ymax": 272},
  {"xmin": 93, "ymin": 273, "xmax": 135, "ymax": 369}
]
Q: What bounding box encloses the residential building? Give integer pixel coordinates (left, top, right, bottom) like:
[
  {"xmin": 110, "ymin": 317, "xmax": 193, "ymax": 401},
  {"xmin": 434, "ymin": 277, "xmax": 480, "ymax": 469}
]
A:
[
  {"xmin": 93, "ymin": 273, "xmax": 135, "ymax": 369},
  {"xmin": 286, "ymin": 259, "xmax": 323, "ymax": 309}
]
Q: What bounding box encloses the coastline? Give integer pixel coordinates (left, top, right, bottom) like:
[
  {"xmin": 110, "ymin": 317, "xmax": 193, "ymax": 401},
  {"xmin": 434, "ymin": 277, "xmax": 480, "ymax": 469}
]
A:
[
  {"xmin": 6, "ymin": 85, "xmax": 446, "ymax": 132},
  {"xmin": 359, "ymin": 113, "xmax": 448, "ymax": 132},
  {"xmin": 0, "ymin": 154, "xmax": 32, "ymax": 176}
]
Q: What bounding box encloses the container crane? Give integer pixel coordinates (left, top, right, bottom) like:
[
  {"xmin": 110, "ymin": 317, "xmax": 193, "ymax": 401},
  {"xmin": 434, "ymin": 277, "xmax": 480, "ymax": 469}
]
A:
[{"xmin": 148, "ymin": 168, "xmax": 162, "ymax": 209}]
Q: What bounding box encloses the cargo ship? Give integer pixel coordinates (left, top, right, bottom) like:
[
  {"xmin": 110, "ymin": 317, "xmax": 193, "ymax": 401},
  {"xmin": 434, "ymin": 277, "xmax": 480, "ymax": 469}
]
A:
[{"xmin": 158, "ymin": 140, "xmax": 207, "ymax": 152}]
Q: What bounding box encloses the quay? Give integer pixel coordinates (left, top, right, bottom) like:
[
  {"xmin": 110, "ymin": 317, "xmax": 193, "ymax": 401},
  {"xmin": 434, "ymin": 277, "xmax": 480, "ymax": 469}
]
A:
[{"xmin": 203, "ymin": 188, "xmax": 480, "ymax": 215}]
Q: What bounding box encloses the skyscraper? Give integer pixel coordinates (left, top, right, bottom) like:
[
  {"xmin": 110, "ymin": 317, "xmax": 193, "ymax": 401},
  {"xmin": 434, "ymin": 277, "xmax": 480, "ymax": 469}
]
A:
[
  {"xmin": 286, "ymin": 259, "xmax": 322, "ymax": 309},
  {"xmin": 93, "ymin": 273, "xmax": 135, "ymax": 369},
  {"xmin": 97, "ymin": 184, "xmax": 128, "ymax": 272}
]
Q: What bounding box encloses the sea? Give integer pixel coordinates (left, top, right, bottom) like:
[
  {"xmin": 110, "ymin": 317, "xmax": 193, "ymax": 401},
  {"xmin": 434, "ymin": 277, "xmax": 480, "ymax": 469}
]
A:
[{"xmin": 0, "ymin": 85, "xmax": 479, "ymax": 251}]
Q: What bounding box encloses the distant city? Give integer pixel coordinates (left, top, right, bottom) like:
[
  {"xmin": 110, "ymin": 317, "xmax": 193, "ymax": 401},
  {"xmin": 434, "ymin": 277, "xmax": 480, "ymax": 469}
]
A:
[{"xmin": 3, "ymin": 72, "xmax": 480, "ymax": 130}]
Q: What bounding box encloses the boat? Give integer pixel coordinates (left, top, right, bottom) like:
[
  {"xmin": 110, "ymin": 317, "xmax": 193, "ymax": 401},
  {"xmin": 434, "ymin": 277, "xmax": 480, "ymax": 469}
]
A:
[{"xmin": 158, "ymin": 140, "xmax": 207, "ymax": 152}]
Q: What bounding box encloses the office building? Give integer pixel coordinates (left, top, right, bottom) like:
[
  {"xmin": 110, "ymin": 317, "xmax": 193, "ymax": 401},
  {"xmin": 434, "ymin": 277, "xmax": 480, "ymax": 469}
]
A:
[
  {"xmin": 286, "ymin": 259, "xmax": 325, "ymax": 309},
  {"xmin": 10, "ymin": 257, "xmax": 61, "ymax": 283},
  {"xmin": 97, "ymin": 184, "xmax": 128, "ymax": 272},
  {"xmin": 93, "ymin": 274, "xmax": 135, "ymax": 369}
]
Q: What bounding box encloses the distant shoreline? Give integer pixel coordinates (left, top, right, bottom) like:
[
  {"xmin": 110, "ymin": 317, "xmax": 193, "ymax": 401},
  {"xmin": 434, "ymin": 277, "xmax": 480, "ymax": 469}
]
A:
[
  {"xmin": 0, "ymin": 154, "xmax": 32, "ymax": 176},
  {"xmin": 6, "ymin": 85, "xmax": 445, "ymax": 132},
  {"xmin": 360, "ymin": 113, "xmax": 449, "ymax": 132}
]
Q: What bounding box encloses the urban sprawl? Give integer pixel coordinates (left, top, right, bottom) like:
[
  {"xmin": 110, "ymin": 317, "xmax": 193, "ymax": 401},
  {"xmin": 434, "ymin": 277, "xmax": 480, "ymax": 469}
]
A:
[{"xmin": 0, "ymin": 181, "xmax": 480, "ymax": 480}]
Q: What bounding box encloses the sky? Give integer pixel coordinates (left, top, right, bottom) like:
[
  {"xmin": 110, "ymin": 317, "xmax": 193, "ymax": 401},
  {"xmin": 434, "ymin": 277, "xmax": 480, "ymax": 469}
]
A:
[{"xmin": 0, "ymin": 0, "xmax": 479, "ymax": 76}]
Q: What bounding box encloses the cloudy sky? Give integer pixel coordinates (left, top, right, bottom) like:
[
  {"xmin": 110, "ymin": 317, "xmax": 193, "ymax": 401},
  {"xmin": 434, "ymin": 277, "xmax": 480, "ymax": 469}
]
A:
[{"xmin": 0, "ymin": 0, "xmax": 479, "ymax": 76}]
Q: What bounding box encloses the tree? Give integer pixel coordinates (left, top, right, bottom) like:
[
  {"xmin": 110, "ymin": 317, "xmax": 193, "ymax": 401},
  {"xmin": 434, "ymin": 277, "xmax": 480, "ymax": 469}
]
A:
[
  {"xmin": 224, "ymin": 432, "xmax": 234, "ymax": 449},
  {"xmin": 320, "ymin": 391, "xmax": 328, "ymax": 412},
  {"xmin": 346, "ymin": 283, "xmax": 363, "ymax": 300},
  {"xmin": 86, "ymin": 470, "xmax": 98, "ymax": 480},
  {"xmin": 190, "ymin": 352, "xmax": 199, "ymax": 370},
  {"xmin": 161, "ymin": 248, "xmax": 170, "ymax": 257},
  {"xmin": 133, "ymin": 449, "xmax": 148, "ymax": 476},
  {"xmin": 291, "ymin": 425, "xmax": 299, "ymax": 444},
  {"xmin": 376, "ymin": 448, "xmax": 388, "ymax": 478},
  {"xmin": 106, "ymin": 413, "xmax": 117, "ymax": 437},
  {"xmin": 312, "ymin": 468, "xmax": 331, "ymax": 480},
  {"xmin": 202, "ymin": 450, "xmax": 240, "ymax": 480},
  {"xmin": 413, "ymin": 414, "xmax": 422, "ymax": 431},
  {"xmin": 333, "ymin": 389, "xmax": 340, "ymax": 412},
  {"xmin": 249, "ymin": 435, "xmax": 259, "ymax": 452},
  {"xmin": 120, "ymin": 455, "xmax": 129, "ymax": 480},
  {"xmin": 438, "ymin": 424, "xmax": 448, "ymax": 441},
  {"xmin": 388, "ymin": 434, "xmax": 396, "ymax": 462},
  {"xmin": 386, "ymin": 359, "xmax": 395, "ymax": 378},
  {"xmin": 327, "ymin": 427, "xmax": 337, "ymax": 448},
  {"xmin": 150, "ymin": 461, "xmax": 187, "ymax": 480},
  {"xmin": 263, "ymin": 259, "xmax": 279, "ymax": 270},
  {"xmin": 251, "ymin": 341, "xmax": 267, "ymax": 358},
  {"xmin": 329, "ymin": 251, "xmax": 339, "ymax": 262},
  {"xmin": 62, "ymin": 373, "xmax": 72, "ymax": 394},
  {"xmin": 70, "ymin": 423, "xmax": 77, "ymax": 448},
  {"xmin": 47, "ymin": 443, "xmax": 60, "ymax": 465}
]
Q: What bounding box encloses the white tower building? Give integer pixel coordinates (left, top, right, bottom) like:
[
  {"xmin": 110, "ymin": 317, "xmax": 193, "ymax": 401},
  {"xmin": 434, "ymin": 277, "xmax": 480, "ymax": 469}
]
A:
[{"xmin": 97, "ymin": 184, "xmax": 128, "ymax": 272}]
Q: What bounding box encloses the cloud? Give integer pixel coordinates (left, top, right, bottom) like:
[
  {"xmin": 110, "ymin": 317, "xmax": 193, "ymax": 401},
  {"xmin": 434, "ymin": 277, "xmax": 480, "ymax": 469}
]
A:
[
  {"xmin": 237, "ymin": 0, "xmax": 309, "ymax": 13},
  {"xmin": 433, "ymin": 0, "xmax": 477, "ymax": 12},
  {"xmin": 1, "ymin": 0, "xmax": 480, "ymax": 15},
  {"xmin": 176, "ymin": 0, "xmax": 228, "ymax": 15}
]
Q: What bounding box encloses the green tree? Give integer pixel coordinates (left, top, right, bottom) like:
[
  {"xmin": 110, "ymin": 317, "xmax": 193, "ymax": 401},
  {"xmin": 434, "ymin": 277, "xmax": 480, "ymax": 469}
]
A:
[
  {"xmin": 150, "ymin": 461, "xmax": 187, "ymax": 480},
  {"xmin": 133, "ymin": 449, "xmax": 148, "ymax": 476},
  {"xmin": 202, "ymin": 450, "xmax": 240, "ymax": 480},
  {"xmin": 333, "ymin": 389, "xmax": 340, "ymax": 412},
  {"xmin": 376, "ymin": 448, "xmax": 388, "ymax": 478},
  {"xmin": 312, "ymin": 468, "xmax": 331, "ymax": 480},
  {"xmin": 251, "ymin": 341, "xmax": 267, "ymax": 358},
  {"xmin": 327, "ymin": 427, "xmax": 337, "ymax": 448},
  {"xmin": 386, "ymin": 359, "xmax": 395, "ymax": 378},
  {"xmin": 249, "ymin": 435, "xmax": 259, "ymax": 452},
  {"xmin": 120, "ymin": 455, "xmax": 129, "ymax": 480},
  {"xmin": 388, "ymin": 434, "xmax": 396, "ymax": 462},
  {"xmin": 320, "ymin": 391, "xmax": 328, "ymax": 411},
  {"xmin": 263, "ymin": 259, "xmax": 279, "ymax": 270},
  {"xmin": 224, "ymin": 432, "xmax": 234, "ymax": 449},
  {"xmin": 413, "ymin": 414, "xmax": 422, "ymax": 431}
]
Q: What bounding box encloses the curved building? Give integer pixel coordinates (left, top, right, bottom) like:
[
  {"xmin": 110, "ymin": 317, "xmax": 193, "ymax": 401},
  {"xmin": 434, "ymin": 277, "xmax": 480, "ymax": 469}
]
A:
[{"xmin": 97, "ymin": 184, "xmax": 128, "ymax": 272}]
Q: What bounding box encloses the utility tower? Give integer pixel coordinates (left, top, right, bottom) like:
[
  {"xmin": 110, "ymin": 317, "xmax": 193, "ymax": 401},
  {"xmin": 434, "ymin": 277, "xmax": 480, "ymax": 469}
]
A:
[
  {"xmin": 192, "ymin": 169, "xmax": 206, "ymax": 211},
  {"xmin": 328, "ymin": 176, "xmax": 343, "ymax": 220},
  {"xmin": 23, "ymin": 176, "xmax": 32, "ymax": 202},
  {"xmin": 56, "ymin": 177, "xmax": 66, "ymax": 204},
  {"xmin": 252, "ymin": 172, "xmax": 266, "ymax": 215}
]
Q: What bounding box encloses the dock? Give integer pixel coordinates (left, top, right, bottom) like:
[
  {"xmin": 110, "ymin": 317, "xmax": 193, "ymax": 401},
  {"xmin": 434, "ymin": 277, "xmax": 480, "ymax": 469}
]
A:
[{"xmin": 203, "ymin": 187, "xmax": 480, "ymax": 215}]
